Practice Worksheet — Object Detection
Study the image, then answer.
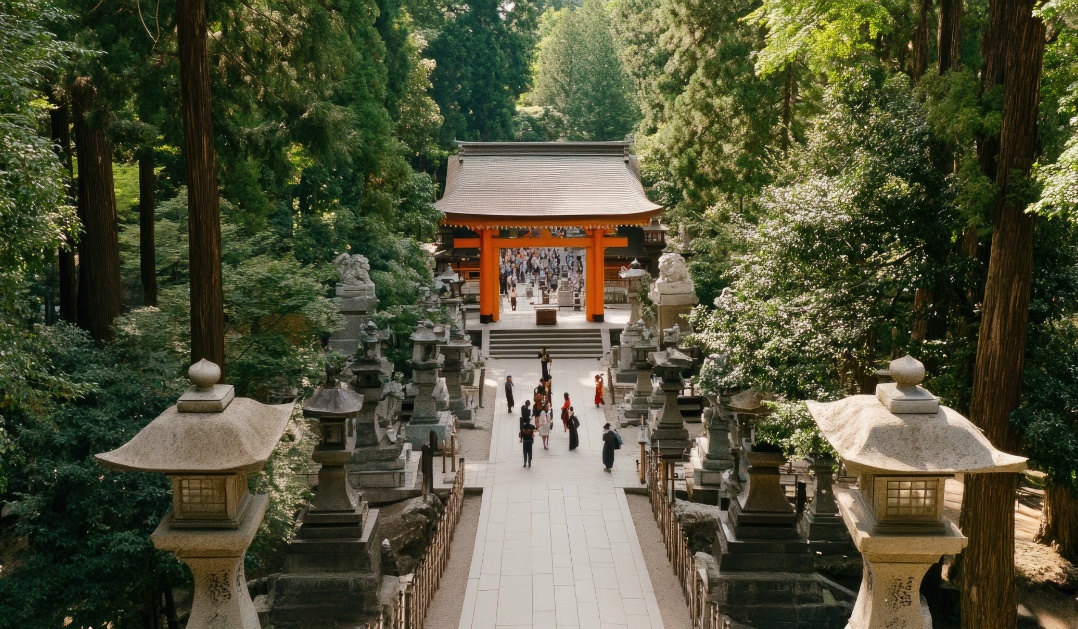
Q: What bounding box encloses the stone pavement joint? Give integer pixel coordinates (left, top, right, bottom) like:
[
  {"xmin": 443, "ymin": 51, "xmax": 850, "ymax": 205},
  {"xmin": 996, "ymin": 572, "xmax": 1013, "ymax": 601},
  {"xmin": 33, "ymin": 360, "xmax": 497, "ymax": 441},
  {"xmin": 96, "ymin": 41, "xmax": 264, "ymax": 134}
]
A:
[{"xmin": 457, "ymin": 357, "xmax": 664, "ymax": 629}]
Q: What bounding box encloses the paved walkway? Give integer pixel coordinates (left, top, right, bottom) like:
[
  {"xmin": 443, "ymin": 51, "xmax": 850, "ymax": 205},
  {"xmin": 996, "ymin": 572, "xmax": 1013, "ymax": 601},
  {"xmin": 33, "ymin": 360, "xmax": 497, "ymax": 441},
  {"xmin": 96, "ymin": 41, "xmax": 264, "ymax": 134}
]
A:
[{"xmin": 456, "ymin": 356, "xmax": 663, "ymax": 629}]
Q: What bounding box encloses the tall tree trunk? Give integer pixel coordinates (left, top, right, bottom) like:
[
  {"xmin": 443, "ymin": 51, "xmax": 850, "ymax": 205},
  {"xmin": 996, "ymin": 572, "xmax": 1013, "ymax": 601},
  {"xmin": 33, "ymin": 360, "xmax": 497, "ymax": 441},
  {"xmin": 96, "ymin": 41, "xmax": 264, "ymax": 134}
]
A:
[
  {"xmin": 960, "ymin": 2, "xmax": 1045, "ymax": 628},
  {"xmin": 71, "ymin": 77, "xmax": 123, "ymax": 342},
  {"xmin": 139, "ymin": 148, "xmax": 158, "ymax": 307},
  {"xmin": 1036, "ymin": 482, "xmax": 1078, "ymax": 563},
  {"xmin": 912, "ymin": 0, "xmax": 932, "ymax": 82},
  {"xmin": 938, "ymin": 0, "xmax": 962, "ymax": 74},
  {"xmin": 48, "ymin": 91, "xmax": 78, "ymax": 323},
  {"xmin": 177, "ymin": 0, "xmax": 224, "ymax": 373}
]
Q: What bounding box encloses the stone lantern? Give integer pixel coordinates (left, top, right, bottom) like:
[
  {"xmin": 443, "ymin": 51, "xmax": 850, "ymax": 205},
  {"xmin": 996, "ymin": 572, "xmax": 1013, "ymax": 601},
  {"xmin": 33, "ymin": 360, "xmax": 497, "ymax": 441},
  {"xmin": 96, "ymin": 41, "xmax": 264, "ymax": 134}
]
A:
[
  {"xmin": 648, "ymin": 348, "xmax": 693, "ymax": 459},
  {"xmin": 620, "ymin": 330, "xmax": 658, "ymax": 426},
  {"xmin": 97, "ymin": 360, "xmax": 292, "ymax": 629},
  {"xmin": 348, "ymin": 321, "xmax": 411, "ymax": 491},
  {"xmin": 403, "ymin": 320, "xmax": 454, "ymax": 445},
  {"xmin": 300, "ymin": 365, "xmax": 365, "ymax": 522},
  {"xmin": 268, "ymin": 365, "xmax": 382, "ymax": 626},
  {"xmin": 619, "ymin": 259, "xmax": 649, "ymax": 324},
  {"xmin": 807, "ymin": 355, "xmax": 1027, "ymax": 629}
]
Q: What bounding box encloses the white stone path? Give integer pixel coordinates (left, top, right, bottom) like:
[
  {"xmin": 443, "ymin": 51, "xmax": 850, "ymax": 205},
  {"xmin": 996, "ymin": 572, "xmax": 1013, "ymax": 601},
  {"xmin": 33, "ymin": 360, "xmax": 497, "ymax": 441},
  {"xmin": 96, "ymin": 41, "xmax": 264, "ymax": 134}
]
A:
[{"xmin": 457, "ymin": 356, "xmax": 664, "ymax": 629}]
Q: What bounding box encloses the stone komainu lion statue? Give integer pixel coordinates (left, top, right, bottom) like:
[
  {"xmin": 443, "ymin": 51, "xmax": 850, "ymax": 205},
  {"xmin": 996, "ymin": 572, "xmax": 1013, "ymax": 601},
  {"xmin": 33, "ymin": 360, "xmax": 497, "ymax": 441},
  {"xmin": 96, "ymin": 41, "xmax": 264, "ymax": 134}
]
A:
[
  {"xmin": 657, "ymin": 252, "xmax": 690, "ymax": 283},
  {"xmin": 334, "ymin": 253, "xmax": 375, "ymax": 288}
]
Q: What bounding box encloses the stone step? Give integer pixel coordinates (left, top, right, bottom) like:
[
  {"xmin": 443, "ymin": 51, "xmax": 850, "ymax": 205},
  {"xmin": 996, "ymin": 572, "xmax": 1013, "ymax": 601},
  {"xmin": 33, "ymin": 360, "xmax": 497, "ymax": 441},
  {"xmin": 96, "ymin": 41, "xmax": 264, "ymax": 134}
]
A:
[{"xmin": 488, "ymin": 329, "xmax": 605, "ymax": 359}]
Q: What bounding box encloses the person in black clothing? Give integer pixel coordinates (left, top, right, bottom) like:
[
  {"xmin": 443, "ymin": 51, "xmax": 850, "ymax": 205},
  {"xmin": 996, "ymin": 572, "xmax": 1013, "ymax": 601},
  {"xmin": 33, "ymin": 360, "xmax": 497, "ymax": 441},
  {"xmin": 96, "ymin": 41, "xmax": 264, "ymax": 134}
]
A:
[
  {"xmin": 567, "ymin": 407, "xmax": 580, "ymax": 451},
  {"xmin": 520, "ymin": 420, "xmax": 536, "ymax": 468},
  {"xmin": 533, "ymin": 381, "xmax": 545, "ymax": 419},
  {"xmin": 539, "ymin": 348, "xmax": 551, "ymax": 380},
  {"xmin": 519, "ymin": 401, "xmax": 532, "ymax": 430},
  {"xmin": 505, "ymin": 375, "xmax": 515, "ymax": 413},
  {"xmin": 601, "ymin": 423, "xmax": 618, "ymax": 471}
]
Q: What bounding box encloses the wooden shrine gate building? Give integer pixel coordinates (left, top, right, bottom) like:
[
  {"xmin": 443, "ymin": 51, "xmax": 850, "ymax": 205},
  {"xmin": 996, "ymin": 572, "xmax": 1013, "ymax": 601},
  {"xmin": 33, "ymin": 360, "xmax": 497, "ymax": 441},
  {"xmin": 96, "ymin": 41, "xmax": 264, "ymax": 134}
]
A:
[{"xmin": 434, "ymin": 142, "xmax": 664, "ymax": 323}]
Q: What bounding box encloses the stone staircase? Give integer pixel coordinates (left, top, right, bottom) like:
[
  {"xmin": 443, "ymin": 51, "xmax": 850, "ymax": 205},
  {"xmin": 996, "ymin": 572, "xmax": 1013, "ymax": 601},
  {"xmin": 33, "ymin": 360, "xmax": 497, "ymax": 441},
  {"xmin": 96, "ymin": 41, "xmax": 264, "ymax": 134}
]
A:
[{"xmin": 488, "ymin": 328, "xmax": 605, "ymax": 360}]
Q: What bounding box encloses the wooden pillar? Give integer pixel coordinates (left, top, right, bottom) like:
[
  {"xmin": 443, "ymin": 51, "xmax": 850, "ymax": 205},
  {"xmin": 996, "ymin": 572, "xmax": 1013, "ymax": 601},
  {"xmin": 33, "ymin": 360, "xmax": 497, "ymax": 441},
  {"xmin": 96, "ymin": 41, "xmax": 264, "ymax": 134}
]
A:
[
  {"xmin": 585, "ymin": 229, "xmax": 606, "ymax": 323},
  {"xmin": 479, "ymin": 229, "xmax": 496, "ymax": 324},
  {"xmin": 592, "ymin": 228, "xmax": 605, "ymax": 322}
]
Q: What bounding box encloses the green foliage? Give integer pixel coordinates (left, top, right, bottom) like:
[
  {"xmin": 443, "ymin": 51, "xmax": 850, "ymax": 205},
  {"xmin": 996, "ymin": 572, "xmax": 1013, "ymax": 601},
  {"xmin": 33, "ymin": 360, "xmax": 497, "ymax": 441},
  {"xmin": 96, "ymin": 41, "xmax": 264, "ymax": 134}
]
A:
[
  {"xmin": 1011, "ymin": 222, "xmax": 1078, "ymax": 490},
  {"xmin": 0, "ymin": 314, "xmax": 188, "ymax": 629},
  {"xmin": 746, "ymin": 0, "xmax": 895, "ymax": 78},
  {"xmin": 529, "ymin": 0, "xmax": 639, "ymax": 140},
  {"xmin": 429, "ymin": 0, "xmax": 538, "ymax": 144},
  {"xmin": 689, "ymin": 78, "xmax": 964, "ymax": 400},
  {"xmin": 754, "ymin": 401, "xmax": 836, "ymax": 459},
  {"xmin": 512, "ymin": 105, "xmax": 568, "ymax": 141}
]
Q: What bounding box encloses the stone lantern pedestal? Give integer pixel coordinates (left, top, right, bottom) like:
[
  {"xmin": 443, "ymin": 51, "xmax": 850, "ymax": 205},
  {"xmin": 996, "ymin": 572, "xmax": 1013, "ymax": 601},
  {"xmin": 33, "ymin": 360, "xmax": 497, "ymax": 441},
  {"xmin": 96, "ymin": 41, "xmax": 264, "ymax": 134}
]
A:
[
  {"xmin": 689, "ymin": 391, "xmax": 736, "ymax": 505},
  {"xmin": 799, "ymin": 454, "xmax": 854, "ymax": 553},
  {"xmin": 97, "ymin": 360, "xmax": 292, "ymax": 629},
  {"xmin": 707, "ymin": 442, "xmax": 856, "ymax": 628},
  {"xmin": 615, "ymin": 320, "xmax": 644, "ymax": 384},
  {"xmin": 807, "ymin": 355, "xmax": 1027, "ymax": 629}
]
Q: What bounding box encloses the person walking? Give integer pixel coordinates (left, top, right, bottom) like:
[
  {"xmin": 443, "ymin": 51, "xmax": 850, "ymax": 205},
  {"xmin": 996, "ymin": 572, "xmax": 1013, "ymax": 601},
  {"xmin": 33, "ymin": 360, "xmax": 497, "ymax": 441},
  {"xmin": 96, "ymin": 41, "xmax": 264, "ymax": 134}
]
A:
[
  {"xmin": 567, "ymin": 407, "xmax": 580, "ymax": 451},
  {"xmin": 505, "ymin": 375, "xmax": 515, "ymax": 413},
  {"xmin": 533, "ymin": 381, "xmax": 545, "ymax": 419},
  {"xmin": 594, "ymin": 374, "xmax": 605, "ymax": 408},
  {"xmin": 539, "ymin": 348, "xmax": 551, "ymax": 380},
  {"xmin": 601, "ymin": 423, "xmax": 618, "ymax": 472},
  {"xmin": 520, "ymin": 418, "xmax": 536, "ymax": 468},
  {"xmin": 509, "ymin": 284, "xmax": 517, "ymax": 311},
  {"xmin": 560, "ymin": 392, "xmax": 571, "ymax": 432},
  {"xmin": 537, "ymin": 404, "xmax": 552, "ymax": 450},
  {"xmin": 519, "ymin": 400, "xmax": 532, "ymax": 430}
]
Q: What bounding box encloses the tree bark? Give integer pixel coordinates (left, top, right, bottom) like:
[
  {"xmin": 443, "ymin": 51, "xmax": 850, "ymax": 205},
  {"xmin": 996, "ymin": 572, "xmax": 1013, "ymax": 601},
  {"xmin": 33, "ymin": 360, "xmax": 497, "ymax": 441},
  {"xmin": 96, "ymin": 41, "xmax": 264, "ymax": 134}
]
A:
[
  {"xmin": 1036, "ymin": 482, "xmax": 1078, "ymax": 563},
  {"xmin": 177, "ymin": 0, "xmax": 225, "ymax": 373},
  {"xmin": 48, "ymin": 91, "xmax": 78, "ymax": 323},
  {"xmin": 71, "ymin": 77, "xmax": 123, "ymax": 342},
  {"xmin": 938, "ymin": 0, "xmax": 962, "ymax": 74},
  {"xmin": 912, "ymin": 0, "xmax": 932, "ymax": 82},
  {"xmin": 139, "ymin": 148, "xmax": 158, "ymax": 307},
  {"xmin": 960, "ymin": 2, "xmax": 1045, "ymax": 628}
]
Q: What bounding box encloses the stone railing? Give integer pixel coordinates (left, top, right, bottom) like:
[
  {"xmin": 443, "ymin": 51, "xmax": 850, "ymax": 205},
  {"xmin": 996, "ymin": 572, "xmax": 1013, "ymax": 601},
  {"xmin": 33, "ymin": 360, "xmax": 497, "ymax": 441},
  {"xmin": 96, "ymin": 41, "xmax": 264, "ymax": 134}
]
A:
[{"xmin": 645, "ymin": 450, "xmax": 732, "ymax": 629}]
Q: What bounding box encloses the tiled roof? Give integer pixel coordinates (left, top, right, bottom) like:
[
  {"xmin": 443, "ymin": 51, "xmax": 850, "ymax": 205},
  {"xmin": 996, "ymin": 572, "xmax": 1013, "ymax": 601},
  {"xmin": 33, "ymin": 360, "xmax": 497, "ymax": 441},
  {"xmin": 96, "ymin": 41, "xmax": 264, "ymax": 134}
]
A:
[{"xmin": 436, "ymin": 142, "xmax": 663, "ymax": 228}]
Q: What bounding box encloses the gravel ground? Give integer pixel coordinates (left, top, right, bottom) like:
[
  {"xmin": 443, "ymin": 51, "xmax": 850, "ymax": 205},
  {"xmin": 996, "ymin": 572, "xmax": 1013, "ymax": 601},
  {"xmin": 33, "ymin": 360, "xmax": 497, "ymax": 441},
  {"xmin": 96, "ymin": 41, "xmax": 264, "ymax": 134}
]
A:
[
  {"xmin": 423, "ymin": 495, "xmax": 483, "ymax": 629},
  {"xmin": 626, "ymin": 493, "xmax": 694, "ymax": 628},
  {"xmin": 423, "ymin": 382, "xmax": 495, "ymax": 629}
]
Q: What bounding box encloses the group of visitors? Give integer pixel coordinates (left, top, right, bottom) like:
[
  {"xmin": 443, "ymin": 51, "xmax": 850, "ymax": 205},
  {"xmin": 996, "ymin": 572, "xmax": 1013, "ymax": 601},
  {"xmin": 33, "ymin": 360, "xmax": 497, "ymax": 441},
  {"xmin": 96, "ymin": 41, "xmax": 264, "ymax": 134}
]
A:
[
  {"xmin": 506, "ymin": 349, "xmax": 619, "ymax": 471},
  {"xmin": 499, "ymin": 247, "xmax": 585, "ymax": 303}
]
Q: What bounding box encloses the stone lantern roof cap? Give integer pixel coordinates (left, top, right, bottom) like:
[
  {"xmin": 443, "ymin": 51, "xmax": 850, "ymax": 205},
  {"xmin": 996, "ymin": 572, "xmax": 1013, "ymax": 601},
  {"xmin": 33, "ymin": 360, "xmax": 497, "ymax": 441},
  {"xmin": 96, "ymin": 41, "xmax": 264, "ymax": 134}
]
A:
[
  {"xmin": 96, "ymin": 362, "xmax": 292, "ymax": 474},
  {"xmin": 410, "ymin": 321, "xmax": 440, "ymax": 343},
  {"xmin": 302, "ymin": 365, "xmax": 364, "ymax": 419},
  {"xmin": 619, "ymin": 259, "xmax": 648, "ymax": 279},
  {"xmin": 648, "ymin": 348, "xmax": 692, "ymax": 369},
  {"xmin": 806, "ymin": 356, "xmax": 1026, "ymax": 474},
  {"xmin": 727, "ymin": 387, "xmax": 775, "ymax": 414}
]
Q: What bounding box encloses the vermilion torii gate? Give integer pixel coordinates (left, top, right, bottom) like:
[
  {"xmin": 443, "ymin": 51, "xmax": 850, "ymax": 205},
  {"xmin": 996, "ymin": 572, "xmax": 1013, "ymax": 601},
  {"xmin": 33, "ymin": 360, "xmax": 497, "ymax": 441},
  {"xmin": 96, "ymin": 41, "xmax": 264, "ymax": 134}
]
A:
[{"xmin": 435, "ymin": 142, "xmax": 663, "ymax": 323}]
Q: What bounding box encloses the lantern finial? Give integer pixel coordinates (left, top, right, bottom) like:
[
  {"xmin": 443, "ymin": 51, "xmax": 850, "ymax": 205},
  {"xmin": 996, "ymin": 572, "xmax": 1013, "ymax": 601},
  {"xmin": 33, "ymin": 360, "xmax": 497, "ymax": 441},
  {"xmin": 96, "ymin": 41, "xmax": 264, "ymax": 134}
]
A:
[
  {"xmin": 889, "ymin": 355, "xmax": 925, "ymax": 390},
  {"xmin": 188, "ymin": 359, "xmax": 221, "ymax": 390}
]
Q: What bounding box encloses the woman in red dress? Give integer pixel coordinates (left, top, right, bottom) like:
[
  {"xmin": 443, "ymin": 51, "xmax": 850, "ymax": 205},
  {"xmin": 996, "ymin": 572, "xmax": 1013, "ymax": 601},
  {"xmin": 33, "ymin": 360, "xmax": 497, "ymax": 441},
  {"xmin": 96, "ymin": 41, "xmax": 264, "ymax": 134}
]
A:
[{"xmin": 594, "ymin": 374, "xmax": 605, "ymax": 408}]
